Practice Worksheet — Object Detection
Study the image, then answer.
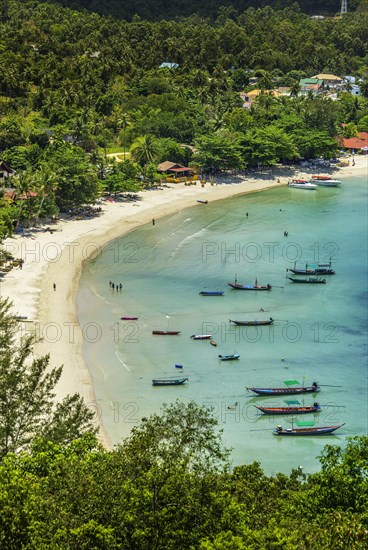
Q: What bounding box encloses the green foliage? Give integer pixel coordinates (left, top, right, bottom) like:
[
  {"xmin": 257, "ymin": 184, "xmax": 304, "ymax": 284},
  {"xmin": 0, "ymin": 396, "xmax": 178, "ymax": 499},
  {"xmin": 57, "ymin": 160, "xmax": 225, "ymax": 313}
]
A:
[
  {"xmin": 0, "ymin": 298, "xmax": 98, "ymax": 459},
  {"xmin": 0, "ymin": 393, "xmax": 366, "ymax": 549},
  {"xmin": 193, "ymin": 132, "xmax": 245, "ymax": 171}
]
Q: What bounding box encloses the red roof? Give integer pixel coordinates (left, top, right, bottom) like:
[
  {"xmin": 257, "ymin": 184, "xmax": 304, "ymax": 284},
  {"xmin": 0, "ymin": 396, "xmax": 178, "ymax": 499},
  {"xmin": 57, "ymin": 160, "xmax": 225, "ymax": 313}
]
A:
[{"xmin": 342, "ymin": 133, "xmax": 368, "ymax": 150}]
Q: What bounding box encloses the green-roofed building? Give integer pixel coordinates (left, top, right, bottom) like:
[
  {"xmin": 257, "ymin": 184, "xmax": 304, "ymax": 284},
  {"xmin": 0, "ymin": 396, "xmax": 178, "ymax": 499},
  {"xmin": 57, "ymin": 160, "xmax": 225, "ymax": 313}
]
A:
[{"xmin": 299, "ymin": 77, "xmax": 324, "ymax": 93}]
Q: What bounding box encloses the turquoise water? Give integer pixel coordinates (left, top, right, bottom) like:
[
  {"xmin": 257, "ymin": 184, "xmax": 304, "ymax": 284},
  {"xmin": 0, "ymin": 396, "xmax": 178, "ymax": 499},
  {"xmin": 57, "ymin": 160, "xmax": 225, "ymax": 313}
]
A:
[{"xmin": 77, "ymin": 175, "xmax": 368, "ymax": 474}]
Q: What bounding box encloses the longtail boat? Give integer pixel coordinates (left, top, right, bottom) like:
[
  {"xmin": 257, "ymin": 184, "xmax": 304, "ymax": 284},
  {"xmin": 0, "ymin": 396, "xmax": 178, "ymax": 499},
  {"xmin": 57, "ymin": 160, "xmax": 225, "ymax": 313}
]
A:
[
  {"xmin": 152, "ymin": 377, "xmax": 188, "ymax": 386},
  {"xmin": 273, "ymin": 423, "xmax": 345, "ymax": 436},
  {"xmin": 121, "ymin": 316, "xmax": 138, "ymax": 320},
  {"xmin": 228, "ymin": 278, "xmax": 272, "ymax": 291},
  {"xmin": 190, "ymin": 334, "xmax": 212, "ymax": 340},
  {"xmin": 287, "ymin": 261, "xmax": 335, "ymax": 275},
  {"xmin": 199, "ymin": 290, "xmax": 224, "ymax": 296},
  {"xmin": 152, "ymin": 330, "xmax": 181, "ymax": 335},
  {"xmin": 246, "ymin": 382, "xmax": 320, "ymax": 396},
  {"xmin": 256, "ymin": 402, "xmax": 321, "ymax": 415},
  {"xmin": 218, "ymin": 353, "xmax": 240, "ymax": 361},
  {"xmin": 287, "ymin": 276, "xmax": 326, "ymax": 284},
  {"xmin": 197, "ymin": 199, "xmax": 208, "ymax": 204},
  {"xmin": 229, "ymin": 318, "xmax": 273, "ymax": 326}
]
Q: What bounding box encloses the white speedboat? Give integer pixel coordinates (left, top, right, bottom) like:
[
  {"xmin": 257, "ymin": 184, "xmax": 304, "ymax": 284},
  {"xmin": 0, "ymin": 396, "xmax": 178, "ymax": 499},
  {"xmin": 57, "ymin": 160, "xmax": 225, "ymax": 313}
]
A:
[
  {"xmin": 288, "ymin": 180, "xmax": 317, "ymax": 190},
  {"xmin": 310, "ymin": 176, "xmax": 341, "ymax": 187}
]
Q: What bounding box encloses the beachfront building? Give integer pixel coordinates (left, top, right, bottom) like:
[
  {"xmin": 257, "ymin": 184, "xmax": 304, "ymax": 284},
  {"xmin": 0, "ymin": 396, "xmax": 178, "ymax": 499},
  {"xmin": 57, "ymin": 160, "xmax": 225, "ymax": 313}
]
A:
[
  {"xmin": 157, "ymin": 161, "xmax": 195, "ymax": 179},
  {"xmin": 340, "ymin": 132, "xmax": 368, "ymax": 153}
]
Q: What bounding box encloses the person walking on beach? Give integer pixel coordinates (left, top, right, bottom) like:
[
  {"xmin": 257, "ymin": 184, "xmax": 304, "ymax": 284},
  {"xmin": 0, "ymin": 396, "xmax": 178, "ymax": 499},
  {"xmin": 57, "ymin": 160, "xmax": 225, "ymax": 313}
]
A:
[
  {"xmin": 119, "ymin": 283, "xmax": 122, "ymax": 291},
  {"xmin": 53, "ymin": 283, "xmax": 56, "ymax": 291},
  {"xmin": 152, "ymin": 218, "xmax": 155, "ymax": 225}
]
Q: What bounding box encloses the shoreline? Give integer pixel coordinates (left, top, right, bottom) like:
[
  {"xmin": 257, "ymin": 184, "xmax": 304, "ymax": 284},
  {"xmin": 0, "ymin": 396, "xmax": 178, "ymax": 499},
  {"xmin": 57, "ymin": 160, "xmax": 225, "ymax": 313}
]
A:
[{"xmin": 1, "ymin": 157, "xmax": 367, "ymax": 447}]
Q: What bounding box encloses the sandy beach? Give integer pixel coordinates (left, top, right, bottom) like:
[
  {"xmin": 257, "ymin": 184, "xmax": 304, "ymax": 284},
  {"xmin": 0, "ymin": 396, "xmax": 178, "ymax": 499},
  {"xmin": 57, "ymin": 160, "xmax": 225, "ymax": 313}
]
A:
[{"xmin": 1, "ymin": 157, "xmax": 367, "ymax": 446}]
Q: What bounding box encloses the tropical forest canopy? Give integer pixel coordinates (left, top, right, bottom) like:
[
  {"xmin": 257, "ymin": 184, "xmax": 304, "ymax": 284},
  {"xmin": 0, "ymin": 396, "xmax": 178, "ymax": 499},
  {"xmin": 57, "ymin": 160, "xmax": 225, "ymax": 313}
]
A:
[
  {"xmin": 0, "ymin": 0, "xmax": 367, "ymax": 235},
  {"xmin": 48, "ymin": 0, "xmax": 364, "ymax": 20}
]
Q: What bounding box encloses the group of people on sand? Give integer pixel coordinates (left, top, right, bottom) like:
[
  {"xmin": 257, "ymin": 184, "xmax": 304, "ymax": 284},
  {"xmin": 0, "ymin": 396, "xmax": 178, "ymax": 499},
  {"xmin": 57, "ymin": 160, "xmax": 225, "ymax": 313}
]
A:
[{"xmin": 109, "ymin": 281, "xmax": 123, "ymax": 291}]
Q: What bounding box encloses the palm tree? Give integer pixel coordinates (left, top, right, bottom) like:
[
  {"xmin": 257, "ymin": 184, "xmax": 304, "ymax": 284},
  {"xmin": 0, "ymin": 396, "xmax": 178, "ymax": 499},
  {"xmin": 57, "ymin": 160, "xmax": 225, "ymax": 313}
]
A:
[
  {"xmin": 13, "ymin": 170, "xmax": 35, "ymax": 228},
  {"xmin": 130, "ymin": 135, "xmax": 159, "ymax": 167},
  {"xmin": 117, "ymin": 111, "xmax": 132, "ymax": 159},
  {"xmin": 34, "ymin": 165, "xmax": 58, "ymax": 219}
]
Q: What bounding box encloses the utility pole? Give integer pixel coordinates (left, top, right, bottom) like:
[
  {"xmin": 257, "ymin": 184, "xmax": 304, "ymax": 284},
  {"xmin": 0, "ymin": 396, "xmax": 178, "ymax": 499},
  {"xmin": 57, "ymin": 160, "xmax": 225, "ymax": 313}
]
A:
[{"xmin": 341, "ymin": 0, "xmax": 348, "ymax": 14}]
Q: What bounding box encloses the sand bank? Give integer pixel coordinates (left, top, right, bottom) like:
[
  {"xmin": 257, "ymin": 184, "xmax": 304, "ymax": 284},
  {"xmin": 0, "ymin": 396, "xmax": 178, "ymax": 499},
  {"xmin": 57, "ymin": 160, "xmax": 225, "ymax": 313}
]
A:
[{"xmin": 1, "ymin": 158, "xmax": 366, "ymax": 446}]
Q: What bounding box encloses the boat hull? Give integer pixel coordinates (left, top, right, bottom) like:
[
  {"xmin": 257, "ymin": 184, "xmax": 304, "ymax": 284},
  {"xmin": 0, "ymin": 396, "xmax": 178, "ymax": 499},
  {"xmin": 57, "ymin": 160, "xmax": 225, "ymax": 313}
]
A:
[
  {"xmin": 256, "ymin": 405, "xmax": 321, "ymax": 415},
  {"xmin": 274, "ymin": 424, "xmax": 344, "ymax": 436},
  {"xmin": 229, "ymin": 319, "xmax": 273, "ymax": 326},
  {"xmin": 219, "ymin": 354, "xmax": 240, "ymax": 361},
  {"xmin": 228, "ymin": 283, "xmax": 271, "ymax": 291},
  {"xmin": 191, "ymin": 334, "xmax": 212, "ymax": 340},
  {"xmin": 287, "ymin": 277, "xmax": 326, "ymax": 284},
  {"xmin": 152, "ymin": 331, "xmax": 181, "ymax": 335},
  {"xmin": 199, "ymin": 291, "xmax": 224, "ymax": 296},
  {"xmin": 247, "ymin": 386, "xmax": 320, "ymax": 396},
  {"xmin": 152, "ymin": 377, "xmax": 188, "ymax": 386},
  {"xmin": 288, "ymin": 268, "xmax": 334, "ymax": 275}
]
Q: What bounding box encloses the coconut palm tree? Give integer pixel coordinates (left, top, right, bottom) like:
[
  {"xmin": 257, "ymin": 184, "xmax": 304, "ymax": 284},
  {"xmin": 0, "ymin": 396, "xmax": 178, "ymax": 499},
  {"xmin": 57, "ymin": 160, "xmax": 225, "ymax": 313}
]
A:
[
  {"xmin": 130, "ymin": 135, "xmax": 159, "ymax": 167},
  {"xmin": 117, "ymin": 111, "xmax": 132, "ymax": 159},
  {"xmin": 12, "ymin": 170, "xmax": 35, "ymax": 228},
  {"xmin": 34, "ymin": 165, "xmax": 58, "ymax": 219}
]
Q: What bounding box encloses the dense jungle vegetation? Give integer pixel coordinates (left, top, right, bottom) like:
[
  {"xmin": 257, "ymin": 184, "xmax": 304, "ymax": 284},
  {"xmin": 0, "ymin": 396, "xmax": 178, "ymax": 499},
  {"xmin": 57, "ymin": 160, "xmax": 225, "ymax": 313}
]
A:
[
  {"xmin": 49, "ymin": 0, "xmax": 365, "ymax": 20},
  {"xmin": 0, "ymin": 3, "xmax": 367, "ymax": 546},
  {"xmin": 0, "ymin": 298, "xmax": 367, "ymax": 549},
  {"xmin": 0, "ymin": 0, "xmax": 368, "ymax": 235}
]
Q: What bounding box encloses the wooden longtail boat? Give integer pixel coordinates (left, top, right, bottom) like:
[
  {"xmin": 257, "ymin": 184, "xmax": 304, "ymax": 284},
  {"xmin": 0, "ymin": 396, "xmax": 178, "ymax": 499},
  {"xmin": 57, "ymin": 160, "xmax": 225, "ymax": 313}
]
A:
[
  {"xmin": 273, "ymin": 423, "xmax": 345, "ymax": 436},
  {"xmin": 287, "ymin": 276, "xmax": 326, "ymax": 284},
  {"xmin": 218, "ymin": 353, "xmax": 240, "ymax": 361},
  {"xmin": 199, "ymin": 290, "xmax": 224, "ymax": 296},
  {"xmin": 229, "ymin": 318, "xmax": 273, "ymax": 326},
  {"xmin": 246, "ymin": 382, "xmax": 320, "ymax": 396},
  {"xmin": 197, "ymin": 200, "xmax": 208, "ymax": 204},
  {"xmin": 152, "ymin": 377, "xmax": 188, "ymax": 386},
  {"xmin": 190, "ymin": 334, "xmax": 212, "ymax": 340},
  {"xmin": 152, "ymin": 330, "xmax": 181, "ymax": 335},
  {"xmin": 121, "ymin": 316, "xmax": 138, "ymax": 320},
  {"xmin": 228, "ymin": 278, "xmax": 272, "ymax": 291},
  {"xmin": 256, "ymin": 403, "xmax": 321, "ymax": 415},
  {"xmin": 287, "ymin": 261, "xmax": 335, "ymax": 275}
]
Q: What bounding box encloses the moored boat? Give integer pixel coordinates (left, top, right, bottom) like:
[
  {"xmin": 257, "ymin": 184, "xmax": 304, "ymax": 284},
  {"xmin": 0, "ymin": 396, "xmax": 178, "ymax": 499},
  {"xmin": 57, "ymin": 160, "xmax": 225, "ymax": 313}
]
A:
[
  {"xmin": 152, "ymin": 330, "xmax": 181, "ymax": 335},
  {"xmin": 121, "ymin": 316, "xmax": 139, "ymax": 320},
  {"xmin": 199, "ymin": 290, "xmax": 224, "ymax": 296},
  {"xmin": 152, "ymin": 377, "xmax": 189, "ymax": 386},
  {"xmin": 287, "ymin": 261, "xmax": 335, "ymax": 275},
  {"xmin": 287, "ymin": 276, "xmax": 326, "ymax": 284},
  {"xmin": 256, "ymin": 402, "xmax": 321, "ymax": 415},
  {"xmin": 310, "ymin": 175, "xmax": 341, "ymax": 187},
  {"xmin": 219, "ymin": 353, "xmax": 240, "ymax": 361},
  {"xmin": 246, "ymin": 382, "xmax": 320, "ymax": 396},
  {"xmin": 210, "ymin": 339, "xmax": 217, "ymax": 346},
  {"xmin": 228, "ymin": 278, "xmax": 272, "ymax": 291},
  {"xmin": 273, "ymin": 423, "xmax": 345, "ymax": 436},
  {"xmin": 229, "ymin": 318, "xmax": 273, "ymax": 326},
  {"xmin": 190, "ymin": 334, "xmax": 212, "ymax": 340},
  {"xmin": 197, "ymin": 200, "xmax": 208, "ymax": 204},
  {"xmin": 288, "ymin": 180, "xmax": 317, "ymax": 190}
]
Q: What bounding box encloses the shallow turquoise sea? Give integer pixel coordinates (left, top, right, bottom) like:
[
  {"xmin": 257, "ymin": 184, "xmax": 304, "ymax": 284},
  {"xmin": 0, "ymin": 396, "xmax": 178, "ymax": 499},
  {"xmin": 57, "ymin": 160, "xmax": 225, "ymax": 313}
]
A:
[{"xmin": 77, "ymin": 174, "xmax": 368, "ymax": 474}]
